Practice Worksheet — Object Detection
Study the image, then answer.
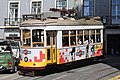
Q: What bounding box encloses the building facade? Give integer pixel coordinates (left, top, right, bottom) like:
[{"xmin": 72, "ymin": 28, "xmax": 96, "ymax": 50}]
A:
[
  {"xmin": 82, "ymin": 0, "xmax": 120, "ymax": 55},
  {"xmin": 0, "ymin": 0, "xmax": 82, "ymax": 40},
  {"xmin": 104, "ymin": 0, "xmax": 120, "ymax": 55},
  {"xmin": 0, "ymin": 0, "xmax": 83, "ymax": 26}
]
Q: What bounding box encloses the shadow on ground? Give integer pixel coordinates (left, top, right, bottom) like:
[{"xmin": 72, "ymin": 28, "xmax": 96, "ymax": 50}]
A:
[
  {"xmin": 102, "ymin": 55, "xmax": 120, "ymax": 70},
  {"xmin": 27, "ymin": 58, "xmax": 99, "ymax": 76},
  {"xmin": 26, "ymin": 55, "xmax": 120, "ymax": 77}
]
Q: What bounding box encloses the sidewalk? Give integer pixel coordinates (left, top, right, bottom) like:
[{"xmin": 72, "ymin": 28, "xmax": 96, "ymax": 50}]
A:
[
  {"xmin": 105, "ymin": 55, "xmax": 120, "ymax": 80},
  {"xmin": 104, "ymin": 55, "xmax": 120, "ymax": 61}
]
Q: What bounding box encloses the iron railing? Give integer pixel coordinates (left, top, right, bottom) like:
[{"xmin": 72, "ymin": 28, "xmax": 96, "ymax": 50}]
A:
[{"xmin": 4, "ymin": 18, "xmax": 23, "ymax": 26}]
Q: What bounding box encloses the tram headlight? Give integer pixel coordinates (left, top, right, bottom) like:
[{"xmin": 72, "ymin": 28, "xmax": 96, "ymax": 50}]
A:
[{"xmin": 24, "ymin": 57, "xmax": 28, "ymax": 62}]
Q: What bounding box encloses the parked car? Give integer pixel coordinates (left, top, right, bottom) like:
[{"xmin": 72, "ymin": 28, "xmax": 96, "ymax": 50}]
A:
[{"xmin": 0, "ymin": 41, "xmax": 20, "ymax": 73}]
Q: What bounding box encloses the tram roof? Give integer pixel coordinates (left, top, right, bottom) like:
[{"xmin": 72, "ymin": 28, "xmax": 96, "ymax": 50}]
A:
[
  {"xmin": 19, "ymin": 16, "xmax": 103, "ymax": 30},
  {"xmin": 20, "ymin": 16, "xmax": 103, "ymax": 25}
]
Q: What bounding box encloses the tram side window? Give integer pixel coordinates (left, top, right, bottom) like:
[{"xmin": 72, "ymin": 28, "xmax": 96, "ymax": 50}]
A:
[
  {"xmin": 70, "ymin": 30, "xmax": 76, "ymax": 46},
  {"xmin": 77, "ymin": 30, "xmax": 83, "ymax": 45},
  {"xmin": 84, "ymin": 30, "xmax": 89, "ymax": 45},
  {"xmin": 90, "ymin": 30, "xmax": 95, "ymax": 43},
  {"xmin": 96, "ymin": 29, "xmax": 101, "ymax": 43},
  {"xmin": 23, "ymin": 29, "xmax": 31, "ymax": 47},
  {"xmin": 32, "ymin": 29, "xmax": 44, "ymax": 47},
  {"xmin": 62, "ymin": 31, "xmax": 69, "ymax": 47}
]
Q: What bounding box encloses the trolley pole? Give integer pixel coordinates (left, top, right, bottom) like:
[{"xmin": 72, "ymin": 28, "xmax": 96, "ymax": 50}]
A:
[{"xmin": 74, "ymin": 0, "xmax": 77, "ymax": 16}]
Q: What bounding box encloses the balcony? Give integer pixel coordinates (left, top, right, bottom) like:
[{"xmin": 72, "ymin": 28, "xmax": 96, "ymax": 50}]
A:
[{"xmin": 4, "ymin": 18, "xmax": 23, "ymax": 26}]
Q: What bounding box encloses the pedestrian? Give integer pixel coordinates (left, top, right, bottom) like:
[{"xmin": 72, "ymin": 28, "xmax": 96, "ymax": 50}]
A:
[
  {"xmin": 111, "ymin": 48, "xmax": 114, "ymax": 55},
  {"xmin": 70, "ymin": 41, "xmax": 76, "ymax": 60}
]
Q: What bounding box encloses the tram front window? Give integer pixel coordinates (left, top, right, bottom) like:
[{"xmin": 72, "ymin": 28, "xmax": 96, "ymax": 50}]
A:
[
  {"xmin": 22, "ymin": 29, "xmax": 31, "ymax": 47},
  {"xmin": 32, "ymin": 29, "xmax": 44, "ymax": 47}
]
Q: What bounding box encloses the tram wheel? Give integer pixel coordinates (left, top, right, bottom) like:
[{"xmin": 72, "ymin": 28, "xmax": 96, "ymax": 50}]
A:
[
  {"xmin": 29, "ymin": 71, "xmax": 35, "ymax": 77},
  {"xmin": 18, "ymin": 70, "xmax": 25, "ymax": 75}
]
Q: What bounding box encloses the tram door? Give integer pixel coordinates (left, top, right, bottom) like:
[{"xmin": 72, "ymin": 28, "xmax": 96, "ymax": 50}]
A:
[{"xmin": 46, "ymin": 31, "xmax": 57, "ymax": 64}]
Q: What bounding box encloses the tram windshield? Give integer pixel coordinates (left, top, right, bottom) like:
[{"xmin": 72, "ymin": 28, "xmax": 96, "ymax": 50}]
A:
[
  {"xmin": 22, "ymin": 29, "xmax": 44, "ymax": 48},
  {"xmin": 32, "ymin": 29, "xmax": 44, "ymax": 47}
]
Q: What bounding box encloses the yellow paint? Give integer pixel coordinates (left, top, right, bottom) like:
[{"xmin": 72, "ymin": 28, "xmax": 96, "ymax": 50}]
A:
[
  {"xmin": 46, "ymin": 48, "xmax": 52, "ymax": 64},
  {"xmin": 94, "ymin": 44, "xmax": 102, "ymax": 50},
  {"xmin": 19, "ymin": 60, "xmax": 46, "ymax": 68},
  {"xmin": 51, "ymin": 47, "xmax": 56, "ymax": 63},
  {"xmin": 57, "ymin": 49, "xmax": 60, "ymax": 64},
  {"xmin": 46, "ymin": 47, "xmax": 57, "ymax": 64},
  {"xmin": 109, "ymin": 75, "xmax": 120, "ymax": 80},
  {"xmin": 44, "ymin": 49, "xmax": 48, "ymax": 63}
]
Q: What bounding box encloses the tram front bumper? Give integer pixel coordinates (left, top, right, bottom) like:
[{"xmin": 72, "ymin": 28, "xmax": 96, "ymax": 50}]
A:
[{"xmin": 19, "ymin": 60, "xmax": 46, "ymax": 70}]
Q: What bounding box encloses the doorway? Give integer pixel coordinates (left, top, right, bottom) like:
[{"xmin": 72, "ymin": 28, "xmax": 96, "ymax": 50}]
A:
[
  {"xmin": 107, "ymin": 34, "xmax": 120, "ymax": 55},
  {"xmin": 46, "ymin": 31, "xmax": 57, "ymax": 64}
]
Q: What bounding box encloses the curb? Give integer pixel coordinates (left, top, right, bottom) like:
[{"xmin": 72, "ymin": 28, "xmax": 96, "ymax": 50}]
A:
[{"xmin": 109, "ymin": 75, "xmax": 120, "ymax": 80}]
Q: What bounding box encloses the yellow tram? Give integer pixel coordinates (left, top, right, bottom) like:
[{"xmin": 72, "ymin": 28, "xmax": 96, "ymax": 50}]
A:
[{"xmin": 18, "ymin": 15, "xmax": 104, "ymax": 75}]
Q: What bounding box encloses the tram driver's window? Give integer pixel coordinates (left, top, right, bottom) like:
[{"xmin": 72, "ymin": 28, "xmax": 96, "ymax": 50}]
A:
[
  {"xmin": 32, "ymin": 29, "xmax": 44, "ymax": 47},
  {"xmin": 23, "ymin": 29, "xmax": 31, "ymax": 47},
  {"xmin": 62, "ymin": 31, "xmax": 69, "ymax": 47},
  {"xmin": 96, "ymin": 29, "xmax": 101, "ymax": 43}
]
